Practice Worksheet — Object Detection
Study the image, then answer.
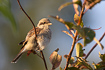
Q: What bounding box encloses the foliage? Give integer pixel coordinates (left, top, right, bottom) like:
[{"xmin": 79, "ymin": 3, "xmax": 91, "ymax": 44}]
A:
[
  {"xmin": 0, "ymin": 0, "xmax": 17, "ymax": 31},
  {"xmin": 49, "ymin": 0, "xmax": 105, "ymax": 70}
]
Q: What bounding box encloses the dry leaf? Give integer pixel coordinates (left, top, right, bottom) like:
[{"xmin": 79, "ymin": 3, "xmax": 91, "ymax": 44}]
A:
[{"xmin": 49, "ymin": 48, "xmax": 62, "ymax": 69}]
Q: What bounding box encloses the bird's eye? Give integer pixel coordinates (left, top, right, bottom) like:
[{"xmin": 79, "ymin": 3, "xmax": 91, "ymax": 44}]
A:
[
  {"xmin": 40, "ymin": 22, "xmax": 46, "ymax": 25},
  {"xmin": 40, "ymin": 22, "xmax": 45, "ymax": 25},
  {"xmin": 44, "ymin": 22, "xmax": 46, "ymax": 24}
]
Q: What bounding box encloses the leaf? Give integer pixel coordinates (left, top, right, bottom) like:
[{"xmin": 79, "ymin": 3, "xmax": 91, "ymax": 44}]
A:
[
  {"xmin": 85, "ymin": 0, "xmax": 101, "ymax": 9},
  {"xmin": 59, "ymin": 67, "xmax": 63, "ymax": 70},
  {"xmin": 49, "ymin": 15, "xmax": 74, "ymax": 30},
  {"xmin": 73, "ymin": 26, "xmax": 95, "ymax": 46},
  {"xmin": 92, "ymin": 62, "xmax": 98, "ymax": 69},
  {"xmin": 99, "ymin": 52, "xmax": 105, "ymax": 62},
  {"xmin": 58, "ymin": 0, "xmax": 82, "ymax": 11},
  {"xmin": 67, "ymin": 67, "xmax": 80, "ymax": 70},
  {"xmin": 83, "ymin": 28, "xmax": 95, "ymax": 46},
  {"xmin": 58, "ymin": 2, "xmax": 73, "ymax": 11},
  {"xmin": 77, "ymin": 57, "xmax": 93, "ymax": 70},
  {"xmin": 64, "ymin": 55, "xmax": 75, "ymax": 65},
  {"xmin": 49, "ymin": 48, "xmax": 62, "ymax": 69},
  {"xmin": 94, "ymin": 38, "xmax": 104, "ymax": 50},
  {"xmin": 74, "ymin": 14, "xmax": 84, "ymax": 27},
  {"xmin": 73, "ymin": 0, "xmax": 82, "ymax": 15},
  {"xmin": 0, "ymin": 0, "xmax": 17, "ymax": 31},
  {"xmin": 76, "ymin": 43, "xmax": 85, "ymax": 57},
  {"xmin": 62, "ymin": 30, "xmax": 74, "ymax": 38},
  {"xmin": 92, "ymin": 62, "xmax": 105, "ymax": 70}
]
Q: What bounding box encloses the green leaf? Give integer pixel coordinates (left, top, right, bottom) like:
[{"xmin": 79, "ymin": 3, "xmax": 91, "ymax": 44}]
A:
[
  {"xmin": 76, "ymin": 43, "xmax": 85, "ymax": 57},
  {"xmin": 74, "ymin": 14, "xmax": 84, "ymax": 27},
  {"xmin": 0, "ymin": 0, "xmax": 17, "ymax": 31},
  {"xmin": 77, "ymin": 57, "xmax": 93, "ymax": 70},
  {"xmin": 65, "ymin": 22, "xmax": 74, "ymax": 29},
  {"xmin": 83, "ymin": 28, "xmax": 95, "ymax": 46},
  {"xmin": 73, "ymin": 26, "xmax": 95, "ymax": 46},
  {"xmin": 49, "ymin": 15, "xmax": 74, "ymax": 30},
  {"xmin": 67, "ymin": 67, "xmax": 80, "ymax": 70},
  {"xmin": 58, "ymin": 0, "xmax": 82, "ymax": 11}
]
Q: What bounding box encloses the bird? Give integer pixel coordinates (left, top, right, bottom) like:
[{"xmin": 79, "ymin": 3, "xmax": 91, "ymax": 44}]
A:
[{"xmin": 11, "ymin": 18, "xmax": 52, "ymax": 63}]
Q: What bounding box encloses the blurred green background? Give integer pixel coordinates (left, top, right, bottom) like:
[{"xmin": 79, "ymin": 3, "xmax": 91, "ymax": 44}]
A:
[{"xmin": 0, "ymin": 0, "xmax": 105, "ymax": 70}]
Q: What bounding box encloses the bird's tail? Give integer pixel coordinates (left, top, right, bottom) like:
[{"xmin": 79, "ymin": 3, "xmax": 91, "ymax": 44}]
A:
[{"xmin": 11, "ymin": 51, "xmax": 23, "ymax": 63}]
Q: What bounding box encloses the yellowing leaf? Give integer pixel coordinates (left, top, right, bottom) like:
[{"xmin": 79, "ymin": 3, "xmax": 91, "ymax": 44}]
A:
[
  {"xmin": 58, "ymin": 0, "xmax": 82, "ymax": 11},
  {"xmin": 49, "ymin": 48, "xmax": 62, "ymax": 69},
  {"xmin": 76, "ymin": 43, "xmax": 85, "ymax": 57},
  {"xmin": 94, "ymin": 38, "xmax": 104, "ymax": 50}
]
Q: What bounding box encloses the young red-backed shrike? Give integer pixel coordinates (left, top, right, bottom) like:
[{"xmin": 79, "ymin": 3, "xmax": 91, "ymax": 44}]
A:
[{"xmin": 11, "ymin": 18, "xmax": 52, "ymax": 63}]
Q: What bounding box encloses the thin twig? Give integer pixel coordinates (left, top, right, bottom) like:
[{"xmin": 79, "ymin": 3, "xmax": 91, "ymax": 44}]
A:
[
  {"xmin": 17, "ymin": 0, "xmax": 37, "ymax": 39},
  {"xmin": 17, "ymin": 0, "xmax": 48, "ymax": 70},
  {"xmin": 64, "ymin": 0, "xmax": 87, "ymax": 70},
  {"xmin": 85, "ymin": 32, "xmax": 105, "ymax": 59},
  {"xmin": 33, "ymin": 51, "xmax": 43, "ymax": 59},
  {"xmin": 40, "ymin": 51, "xmax": 48, "ymax": 70},
  {"xmin": 76, "ymin": 37, "xmax": 82, "ymax": 42}
]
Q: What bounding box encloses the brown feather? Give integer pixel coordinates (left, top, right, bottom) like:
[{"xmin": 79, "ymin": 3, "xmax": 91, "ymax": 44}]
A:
[
  {"xmin": 11, "ymin": 47, "xmax": 25, "ymax": 63},
  {"xmin": 25, "ymin": 27, "xmax": 42, "ymax": 42}
]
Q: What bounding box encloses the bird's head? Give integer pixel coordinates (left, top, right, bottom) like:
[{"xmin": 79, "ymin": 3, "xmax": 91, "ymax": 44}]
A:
[{"xmin": 37, "ymin": 18, "xmax": 52, "ymax": 28}]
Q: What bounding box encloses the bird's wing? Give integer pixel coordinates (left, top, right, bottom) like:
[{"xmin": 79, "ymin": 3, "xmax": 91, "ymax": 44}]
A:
[
  {"xmin": 18, "ymin": 27, "xmax": 42, "ymax": 46},
  {"xmin": 18, "ymin": 40, "xmax": 25, "ymax": 45},
  {"xmin": 25, "ymin": 27, "xmax": 42, "ymax": 41}
]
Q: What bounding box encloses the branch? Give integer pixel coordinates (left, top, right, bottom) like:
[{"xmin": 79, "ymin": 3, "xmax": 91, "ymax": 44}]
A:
[
  {"xmin": 40, "ymin": 51, "xmax": 48, "ymax": 70},
  {"xmin": 17, "ymin": 0, "xmax": 37, "ymax": 40},
  {"xmin": 85, "ymin": 32, "xmax": 105, "ymax": 59},
  {"xmin": 77, "ymin": 0, "xmax": 87, "ymax": 25},
  {"xmin": 64, "ymin": 0, "xmax": 87, "ymax": 70},
  {"xmin": 17, "ymin": 0, "xmax": 48, "ymax": 70},
  {"xmin": 64, "ymin": 33, "xmax": 77, "ymax": 70}
]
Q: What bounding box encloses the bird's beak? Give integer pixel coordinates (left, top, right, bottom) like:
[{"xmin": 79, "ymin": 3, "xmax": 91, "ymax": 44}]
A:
[{"xmin": 48, "ymin": 23, "xmax": 52, "ymax": 25}]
